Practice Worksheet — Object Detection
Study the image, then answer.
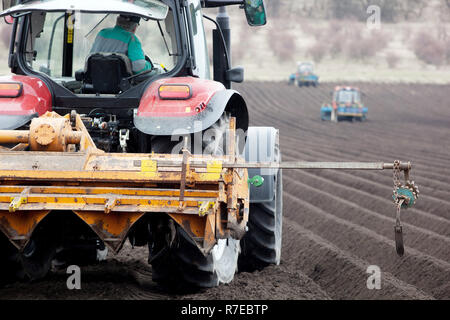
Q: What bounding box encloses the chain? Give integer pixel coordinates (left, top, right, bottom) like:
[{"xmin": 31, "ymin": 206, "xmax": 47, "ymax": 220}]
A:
[
  {"xmin": 393, "ymin": 160, "xmax": 405, "ymax": 256},
  {"xmin": 393, "ymin": 160, "xmax": 401, "ymax": 198}
]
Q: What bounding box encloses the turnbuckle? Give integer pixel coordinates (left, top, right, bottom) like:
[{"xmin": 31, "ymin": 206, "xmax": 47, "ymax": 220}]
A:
[
  {"xmin": 392, "ymin": 160, "xmax": 419, "ymax": 257},
  {"xmin": 394, "ymin": 199, "xmax": 405, "ymax": 256}
]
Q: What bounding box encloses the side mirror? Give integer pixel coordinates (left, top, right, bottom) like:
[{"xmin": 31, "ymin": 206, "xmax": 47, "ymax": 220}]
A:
[
  {"xmin": 243, "ymin": 0, "xmax": 267, "ymax": 26},
  {"xmin": 226, "ymin": 66, "xmax": 244, "ymax": 83}
]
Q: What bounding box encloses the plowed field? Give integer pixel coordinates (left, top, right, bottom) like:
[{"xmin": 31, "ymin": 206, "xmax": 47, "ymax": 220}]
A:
[{"xmin": 1, "ymin": 82, "xmax": 449, "ymax": 300}]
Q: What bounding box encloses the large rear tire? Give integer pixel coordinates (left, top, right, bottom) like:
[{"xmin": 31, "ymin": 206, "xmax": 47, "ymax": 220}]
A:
[
  {"xmin": 150, "ymin": 225, "xmax": 240, "ymax": 289},
  {"xmin": 0, "ymin": 235, "xmax": 56, "ymax": 285},
  {"xmin": 239, "ymin": 166, "xmax": 283, "ymax": 271},
  {"xmin": 149, "ymin": 118, "xmax": 240, "ymax": 289},
  {"xmin": 0, "ymin": 234, "xmax": 21, "ymax": 286}
]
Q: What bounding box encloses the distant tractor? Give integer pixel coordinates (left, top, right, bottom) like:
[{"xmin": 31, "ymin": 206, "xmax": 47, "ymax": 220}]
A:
[
  {"xmin": 321, "ymin": 86, "xmax": 368, "ymax": 122},
  {"xmin": 296, "ymin": 62, "xmax": 319, "ymax": 87}
]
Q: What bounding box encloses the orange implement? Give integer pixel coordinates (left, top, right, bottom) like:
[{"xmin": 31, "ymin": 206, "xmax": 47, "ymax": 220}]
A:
[{"xmin": 0, "ymin": 113, "xmax": 249, "ymax": 254}]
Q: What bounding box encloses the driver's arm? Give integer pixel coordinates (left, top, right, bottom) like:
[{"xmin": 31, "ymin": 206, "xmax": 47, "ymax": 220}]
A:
[{"xmin": 128, "ymin": 35, "xmax": 153, "ymax": 74}]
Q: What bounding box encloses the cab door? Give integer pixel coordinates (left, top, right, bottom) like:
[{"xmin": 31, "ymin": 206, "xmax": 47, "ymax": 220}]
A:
[{"xmin": 186, "ymin": 0, "xmax": 210, "ymax": 79}]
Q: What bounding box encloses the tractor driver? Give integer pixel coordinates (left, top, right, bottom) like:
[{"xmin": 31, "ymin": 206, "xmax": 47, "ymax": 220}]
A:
[{"xmin": 90, "ymin": 14, "xmax": 153, "ymax": 75}]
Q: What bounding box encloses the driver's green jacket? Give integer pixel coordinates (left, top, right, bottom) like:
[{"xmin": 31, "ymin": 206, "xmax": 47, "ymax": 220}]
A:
[{"xmin": 90, "ymin": 26, "xmax": 152, "ymax": 74}]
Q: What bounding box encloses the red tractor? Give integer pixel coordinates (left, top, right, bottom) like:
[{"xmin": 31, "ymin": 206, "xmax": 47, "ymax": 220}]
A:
[
  {"xmin": 0, "ymin": 0, "xmax": 417, "ymax": 291},
  {"xmin": 0, "ymin": 0, "xmax": 284, "ymax": 289}
]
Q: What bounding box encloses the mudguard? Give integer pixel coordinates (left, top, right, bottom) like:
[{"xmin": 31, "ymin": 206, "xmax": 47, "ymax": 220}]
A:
[
  {"xmin": 0, "ymin": 75, "xmax": 52, "ymax": 130},
  {"xmin": 134, "ymin": 77, "xmax": 243, "ymax": 136},
  {"xmin": 244, "ymin": 127, "xmax": 280, "ymax": 203}
]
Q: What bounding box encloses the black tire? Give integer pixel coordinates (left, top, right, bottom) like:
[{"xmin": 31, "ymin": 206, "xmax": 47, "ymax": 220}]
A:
[
  {"xmin": 0, "ymin": 234, "xmax": 21, "ymax": 286},
  {"xmin": 151, "ymin": 225, "xmax": 240, "ymax": 289},
  {"xmin": 150, "ymin": 225, "xmax": 218, "ymax": 289},
  {"xmin": 0, "ymin": 235, "xmax": 56, "ymax": 285},
  {"xmin": 18, "ymin": 238, "xmax": 56, "ymax": 281},
  {"xmin": 239, "ymin": 152, "xmax": 283, "ymax": 271},
  {"xmin": 149, "ymin": 120, "xmax": 240, "ymax": 289}
]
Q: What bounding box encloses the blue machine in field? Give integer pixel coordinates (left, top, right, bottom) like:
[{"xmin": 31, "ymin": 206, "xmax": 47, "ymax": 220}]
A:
[
  {"xmin": 296, "ymin": 62, "xmax": 319, "ymax": 87},
  {"xmin": 288, "ymin": 73, "xmax": 296, "ymax": 85},
  {"xmin": 321, "ymin": 86, "xmax": 368, "ymax": 122}
]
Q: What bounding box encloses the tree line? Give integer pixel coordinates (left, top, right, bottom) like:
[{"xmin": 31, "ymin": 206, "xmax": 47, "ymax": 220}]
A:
[{"xmin": 265, "ymin": 0, "xmax": 429, "ymax": 22}]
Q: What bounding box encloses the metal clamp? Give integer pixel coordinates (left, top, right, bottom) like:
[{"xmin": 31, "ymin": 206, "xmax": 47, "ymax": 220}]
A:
[
  {"xmin": 119, "ymin": 129, "xmax": 130, "ymax": 153},
  {"xmin": 9, "ymin": 187, "xmax": 30, "ymax": 213},
  {"xmin": 392, "ymin": 160, "xmax": 419, "ymax": 257},
  {"xmin": 105, "ymin": 197, "xmax": 119, "ymax": 214},
  {"xmin": 198, "ymin": 201, "xmax": 215, "ymax": 217}
]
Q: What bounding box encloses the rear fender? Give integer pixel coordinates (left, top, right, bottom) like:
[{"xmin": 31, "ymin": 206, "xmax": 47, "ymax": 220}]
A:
[
  {"xmin": 244, "ymin": 127, "xmax": 280, "ymax": 203},
  {"xmin": 134, "ymin": 77, "xmax": 248, "ymax": 135},
  {"xmin": 0, "ymin": 75, "xmax": 52, "ymax": 129}
]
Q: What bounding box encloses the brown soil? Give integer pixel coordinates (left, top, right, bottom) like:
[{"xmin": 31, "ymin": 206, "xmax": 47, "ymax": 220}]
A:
[{"xmin": 0, "ymin": 82, "xmax": 449, "ymax": 300}]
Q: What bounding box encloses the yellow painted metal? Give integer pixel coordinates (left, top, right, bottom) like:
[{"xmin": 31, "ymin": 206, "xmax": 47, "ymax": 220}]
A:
[
  {"xmin": 198, "ymin": 201, "xmax": 215, "ymax": 217},
  {"xmin": 140, "ymin": 159, "xmax": 157, "ymax": 178},
  {"xmin": 0, "ymin": 130, "xmax": 29, "ymax": 144},
  {"xmin": 73, "ymin": 210, "xmax": 145, "ymax": 252},
  {"xmin": 206, "ymin": 160, "xmax": 223, "ymax": 180},
  {"xmin": 0, "ymin": 210, "xmax": 51, "ymax": 250},
  {"xmin": 0, "ymin": 112, "xmax": 250, "ymax": 254},
  {"xmin": 8, "ymin": 187, "xmax": 30, "ymax": 212},
  {"xmin": 9, "ymin": 195, "xmax": 27, "ymax": 212},
  {"xmin": 0, "ymin": 168, "xmax": 225, "ymax": 183}
]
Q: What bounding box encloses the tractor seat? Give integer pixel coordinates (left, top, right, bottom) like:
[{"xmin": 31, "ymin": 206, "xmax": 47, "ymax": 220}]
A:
[{"xmin": 76, "ymin": 53, "xmax": 133, "ymax": 94}]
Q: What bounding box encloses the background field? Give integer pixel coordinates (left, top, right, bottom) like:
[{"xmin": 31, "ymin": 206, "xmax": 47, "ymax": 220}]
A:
[
  {"xmin": 0, "ymin": 0, "xmax": 448, "ymax": 300},
  {"xmin": 203, "ymin": 0, "xmax": 450, "ymax": 83},
  {"xmin": 1, "ymin": 81, "xmax": 448, "ymax": 300}
]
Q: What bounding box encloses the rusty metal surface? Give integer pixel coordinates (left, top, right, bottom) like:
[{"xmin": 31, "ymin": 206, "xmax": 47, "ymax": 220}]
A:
[
  {"xmin": 73, "ymin": 210, "xmax": 145, "ymax": 253},
  {"xmin": 0, "ymin": 112, "xmax": 411, "ymax": 256},
  {"xmin": 0, "ymin": 112, "xmax": 83, "ymax": 152},
  {"xmin": 0, "ymin": 113, "xmax": 250, "ymax": 255},
  {"xmin": 0, "ymin": 130, "xmax": 29, "ymax": 144},
  {"xmin": 0, "ymin": 210, "xmax": 50, "ymax": 250},
  {"xmin": 0, "ymin": 185, "xmax": 220, "ymax": 213}
]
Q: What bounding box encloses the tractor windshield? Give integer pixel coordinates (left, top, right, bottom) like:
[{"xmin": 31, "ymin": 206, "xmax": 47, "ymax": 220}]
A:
[
  {"xmin": 336, "ymin": 90, "xmax": 360, "ymax": 104},
  {"xmin": 22, "ymin": 10, "xmax": 178, "ymax": 88}
]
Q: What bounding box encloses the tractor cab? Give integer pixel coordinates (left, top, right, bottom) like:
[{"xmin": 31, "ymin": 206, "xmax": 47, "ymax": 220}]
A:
[
  {"xmin": 334, "ymin": 87, "xmax": 361, "ymax": 106},
  {"xmin": 0, "ymin": 0, "xmax": 293, "ymax": 292},
  {"xmin": 298, "ymin": 62, "xmax": 313, "ymax": 74},
  {"xmin": 1, "ymin": 0, "xmax": 175, "ymax": 95},
  {"xmin": 295, "ymin": 61, "xmax": 318, "ymax": 87},
  {"xmin": 0, "ymin": 0, "xmax": 266, "ymax": 143}
]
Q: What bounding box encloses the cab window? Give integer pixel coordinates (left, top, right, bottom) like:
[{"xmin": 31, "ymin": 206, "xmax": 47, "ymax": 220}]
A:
[{"xmin": 24, "ymin": 11, "xmax": 178, "ymax": 87}]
